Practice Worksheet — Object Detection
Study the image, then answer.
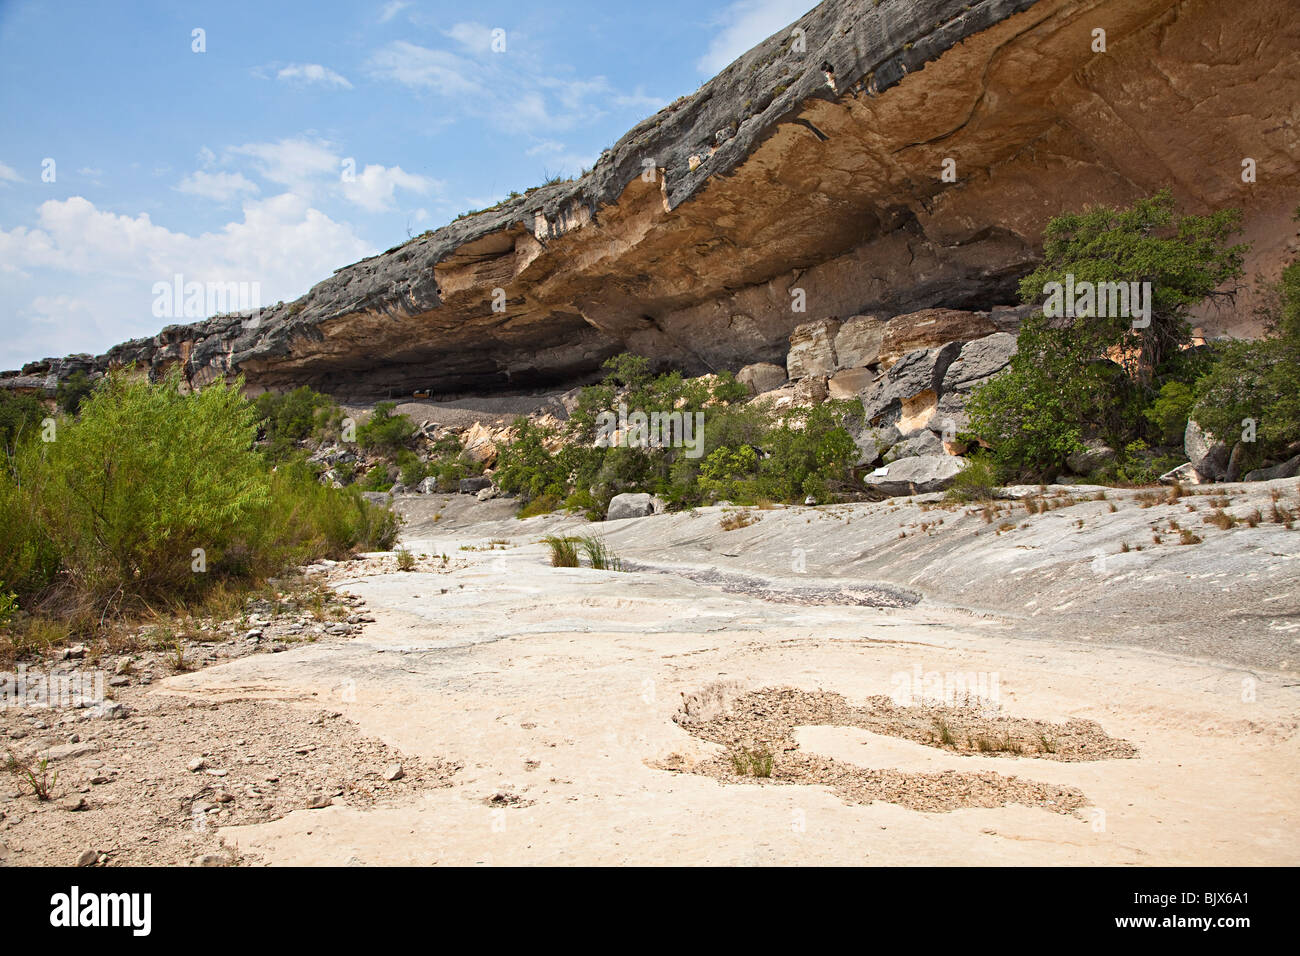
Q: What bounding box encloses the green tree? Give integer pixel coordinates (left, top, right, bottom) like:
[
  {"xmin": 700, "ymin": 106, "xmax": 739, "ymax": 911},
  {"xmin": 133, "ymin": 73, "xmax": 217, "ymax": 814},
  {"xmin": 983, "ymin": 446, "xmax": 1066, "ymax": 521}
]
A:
[
  {"xmin": 970, "ymin": 192, "xmax": 1247, "ymax": 479},
  {"xmin": 1191, "ymin": 259, "xmax": 1300, "ymax": 470}
]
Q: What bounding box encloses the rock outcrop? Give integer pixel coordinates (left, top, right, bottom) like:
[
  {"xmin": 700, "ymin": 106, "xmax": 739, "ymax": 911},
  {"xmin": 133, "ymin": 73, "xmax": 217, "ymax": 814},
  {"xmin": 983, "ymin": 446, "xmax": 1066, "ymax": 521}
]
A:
[{"xmin": 5, "ymin": 0, "xmax": 1299, "ymax": 400}]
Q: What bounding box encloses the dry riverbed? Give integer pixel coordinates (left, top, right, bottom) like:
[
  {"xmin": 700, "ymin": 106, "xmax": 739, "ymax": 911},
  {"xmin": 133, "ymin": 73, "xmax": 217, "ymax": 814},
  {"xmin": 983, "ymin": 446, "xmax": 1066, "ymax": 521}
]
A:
[{"xmin": 3, "ymin": 483, "xmax": 1298, "ymax": 866}]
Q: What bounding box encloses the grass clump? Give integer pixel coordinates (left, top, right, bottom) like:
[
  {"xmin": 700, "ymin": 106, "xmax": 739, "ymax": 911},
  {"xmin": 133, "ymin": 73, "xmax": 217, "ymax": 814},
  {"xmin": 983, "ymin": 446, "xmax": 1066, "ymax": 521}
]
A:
[
  {"xmin": 5, "ymin": 752, "xmax": 57, "ymax": 801},
  {"xmin": 576, "ymin": 535, "xmax": 624, "ymax": 571},
  {"xmin": 542, "ymin": 535, "xmax": 580, "ymax": 568},
  {"xmin": 729, "ymin": 747, "xmax": 773, "ymax": 777}
]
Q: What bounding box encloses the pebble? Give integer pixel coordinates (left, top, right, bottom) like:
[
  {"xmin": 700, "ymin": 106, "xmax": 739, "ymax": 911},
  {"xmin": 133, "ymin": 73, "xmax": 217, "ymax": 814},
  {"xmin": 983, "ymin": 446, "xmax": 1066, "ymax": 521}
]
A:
[
  {"xmin": 76, "ymin": 848, "xmax": 98, "ymax": 867},
  {"xmin": 383, "ymin": 763, "xmax": 404, "ymax": 782}
]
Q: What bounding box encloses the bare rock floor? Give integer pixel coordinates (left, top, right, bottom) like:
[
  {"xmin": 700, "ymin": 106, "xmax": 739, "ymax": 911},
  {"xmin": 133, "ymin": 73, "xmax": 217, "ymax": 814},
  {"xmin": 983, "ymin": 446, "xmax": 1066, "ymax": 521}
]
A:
[{"xmin": 4, "ymin": 481, "xmax": 1298, "ymax": 865}]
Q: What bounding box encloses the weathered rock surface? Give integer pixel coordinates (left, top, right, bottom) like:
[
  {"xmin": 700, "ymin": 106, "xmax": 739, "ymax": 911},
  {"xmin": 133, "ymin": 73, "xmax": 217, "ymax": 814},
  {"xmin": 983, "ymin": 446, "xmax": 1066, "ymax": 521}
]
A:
[
  {"xmin": 786, "ymin": 319, "xmax": 842, "ymax": 379},
  {"xmin": 885, "ymin": 430, "xmax": 947, "ymax": 463},
  {"xmin": 6, "ymin": 0, "xmax": 1298, "ymax": 399},
  {"xmin": 833, "ymin": 316, "xmax": 887, "ymax": 370},
  {"xmin": 1067, "ymin": 440, "xmax": 1118, "ymax": 475},
  {"xmin": 1243, "ymin": 453, "xmax": 1300, "ymax": 483},
  {"xmin": 1185, "ymin": 420, "xmax": 1231, "ymax": 482},
  {"xmin": 606, "ymin": 493, "xmax": 662, "ymax": 521},
  {"xmin": 736, "ymin": 362, "xmax": 788, "ymax": 395},
  {"xmin": 878, "ymin": 310, "xmax": 1000, "ymax": 369},
  {"xmin": 863, "ymin": 455, "xmax": 969, "ymax": 496}
]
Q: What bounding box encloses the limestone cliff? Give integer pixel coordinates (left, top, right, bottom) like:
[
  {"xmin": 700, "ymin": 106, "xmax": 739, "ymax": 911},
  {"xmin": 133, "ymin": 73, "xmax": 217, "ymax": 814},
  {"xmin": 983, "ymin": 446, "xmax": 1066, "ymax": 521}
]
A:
[{"xmin": 6, "ymin": 0, "xmax": 1299, "ymax": 399}]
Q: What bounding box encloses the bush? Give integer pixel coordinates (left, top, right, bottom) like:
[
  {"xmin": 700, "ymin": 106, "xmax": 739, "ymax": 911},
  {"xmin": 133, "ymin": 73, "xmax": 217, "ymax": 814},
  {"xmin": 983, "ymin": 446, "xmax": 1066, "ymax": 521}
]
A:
[
  {"xmin": 0, "ymin": 370, "xmax": 401, "ymax": 619},
  {"xmin": 33, "ymin": 370, "xmax": 271, "ymax": 604},
  {"xmin": 55, "ymin": 371, "xmax": 96, "ymax": 416},
  {"xmin": 1191, "ymin": 258, "xmax": 1300, "ymax": 470},
  {"xmin": 253, "ymin": 386, "xmax": 339, "ymax": 460},
  {"xmin": 945, "ymin": 454, "xmax": 999, "ymax": 502},
  {"xmin": 357, "ymin": 402, "xmax": 416, "ymax": 453},
  {"xmin": 968, "ymin": 192, "xmax": 1246, "ymax": 480},
  {"xmin": 0, "ymin": 391, "xmax": 44, "ymax": 453}
]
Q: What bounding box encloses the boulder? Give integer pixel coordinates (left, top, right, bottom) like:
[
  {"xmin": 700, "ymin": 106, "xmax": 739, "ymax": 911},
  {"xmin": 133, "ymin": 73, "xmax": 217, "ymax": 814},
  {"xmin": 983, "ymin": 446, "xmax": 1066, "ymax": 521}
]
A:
[
  {"xmin": 389, "ymin": 482, "xmax": 407, "ymax": 495},
  {"xmin": 833, "ymin": 315, "xmax": 887, "ymax": 369},
  {"xmin": 786, "ymin": 318, "xmax": 841, "ymax": 379},
  {"xmin": 1159, "ymin": 462, "xmax": 1202, "ymax": 485},
  {"xmin": 850, "ymin": 424, "xmax": 899, "ymax": 468},
  {"xmin": 791, "ymin": 376, "xmax": 829, "ymax": 406},
  {"xmin": 860, "ymin": 342, "xmax": 962, "ymax": 424},
  {"xmin": 416, "ymin": 476, "xmax": 439, "ymax": 494},
  {"xmin": 736, "ymin": 362, "xmax": 787, "ymax": 395},
  {"xmin": 878, "ymin": 309, "xmax": 999, "ymax": 368},
  {"xmin": 1243, "ymin": 453, "xmax": 1300, "ymax": 482},
  {"xmin": 884, "ymin": 430, "xmax": 945, "ymax": 462},
  {"xmin": 1185, "ymin": 420, "xmax": 1231, "ymax": 482},
  {"xmin": 461, "ymin": 422, "xmax": 499, "ymax": 466},
  {"xmin": 828, "ymin": 367, "xmax": 875, "ymax": 400},
  {"xmin": 475, "ymin": 485, "xmax": 500, "ymax": 501},
  {"xmin": 1066, "ymin": 440, "xmax": 1117, "ymax": 475},
  {"xmin": 458, "ymin": 476, "xmax": 493, "ymax": 495},
  {"xmin": 606, "ymin": 492, "xmax": 663, "ymax": 521},
  {"xmin": 940, "ymin": 333, "xmax": 1018, "ymax": 392},
  {"xmin": 863, "ymin": 455, "xmax": 969, "ymax": 497}
]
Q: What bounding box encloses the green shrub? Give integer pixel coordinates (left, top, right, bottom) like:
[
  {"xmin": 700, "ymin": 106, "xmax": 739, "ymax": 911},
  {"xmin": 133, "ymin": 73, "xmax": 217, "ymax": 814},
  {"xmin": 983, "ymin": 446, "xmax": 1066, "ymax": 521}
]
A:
[
  {"xmin": 33, "ymin": 370, "xmax": 271, "ymax": 603},
  {"xmin": 253, "ymin": 386, "xmax": 339, "ymax": 460},
  {"xmin": 0, "ymin": 391, "xmax": 44, "ymax": 453},
  {"xmin": 0, "ymin": 370, "xmax": 401, "ymax": 616},
  {"xmin": 0, "ymin": 588, "xmax": 16, "ymax": 627},
  {"xmin": 576, "ymin": 535, "xmax": 624, "ymax": 571},
  {"xmin": 359, "ymin": 463, "xmax": 393, "ymax": 491},
  {"xmin": 969, "ymin": 191, "xmax": 1246, "ymax": 480},
  {"xmin": 55, "ymin": 371, "xmax": 96, "ymax": 416},
  {"xmin": 1191, "ymin": 258, "xmax": 1300, "ymax": 470},
  {"xmin": 357, "ymin": 402, "xmax": 416, "ymax": 453},
  {"xmin": 1144, "ymin": 380, "xmax": 1196, "ymax": 446},
  {"xmin": 945, "ymin": 454, "xmax": 999, "ymax": 502}
]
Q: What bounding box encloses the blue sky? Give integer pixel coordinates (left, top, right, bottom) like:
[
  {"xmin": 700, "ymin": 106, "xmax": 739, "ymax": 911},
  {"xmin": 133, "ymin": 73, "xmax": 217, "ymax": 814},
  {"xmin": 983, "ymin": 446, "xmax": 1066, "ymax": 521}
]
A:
[{"xmin": 0, "ymin": 0, "xmax": 816, "ymax": 369}]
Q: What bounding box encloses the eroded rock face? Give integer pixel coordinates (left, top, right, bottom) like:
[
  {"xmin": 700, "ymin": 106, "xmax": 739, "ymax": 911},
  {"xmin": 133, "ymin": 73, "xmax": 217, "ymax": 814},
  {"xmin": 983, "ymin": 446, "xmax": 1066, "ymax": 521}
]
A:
[{"xmin": 6, "ymin": 0, "xmax": 1298, "ymax": 400}]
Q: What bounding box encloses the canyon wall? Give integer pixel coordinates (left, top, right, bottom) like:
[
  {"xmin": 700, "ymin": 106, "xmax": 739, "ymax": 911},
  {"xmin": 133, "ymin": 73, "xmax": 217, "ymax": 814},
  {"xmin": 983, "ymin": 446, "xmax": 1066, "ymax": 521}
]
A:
[{"xmin": 6, "ymin": 0, "xmax": 1299, "ymax": 400}]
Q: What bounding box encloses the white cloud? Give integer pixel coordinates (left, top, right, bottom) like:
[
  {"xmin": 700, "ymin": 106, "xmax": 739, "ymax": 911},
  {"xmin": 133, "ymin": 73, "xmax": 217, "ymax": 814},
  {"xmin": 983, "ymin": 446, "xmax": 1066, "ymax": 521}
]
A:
[
  {"xmin": 367, "ymin": 41, "xmax": 665, "ymax": 133},
  {"xmin": 216, "ymin": 137, "xmax": 438, "ymax": 210},
  {"xmin": 0, "ymin": 194, "xmax": 378, "ymax": 367},
  {"xmin": 378, "ymin": 0, "xmax": 410, "ymax": 23},
  {"xmin": 342, "ymin": 164, "xmax": 441, "ymax": 212},
  {"xmin": 0, "ymin": 193, "xmax": 373, "ymax": 295},
  {"xmin": 0, "ymin": 161, "xmax": 25, "ymax": 185},
  {"xmin": 227, "ymin": 137, "xmax": 341, "ymax": 191},
  {"xmin": 277, "ymin": 63, "xmax": 353, "ymax": 89},
  {"xmin": 176, "ymin": 170, "xmax": 260, "ymax": 201},
  {"xmin": 367, "ymin": 41, "xmax": 478, "ymax": 98},
  {"xmin": 696, "ymin": 0, "xmax": 815, "ymax": 75},
  {"xmin": 444, "ymin": 21, "xmax": 496, "ymax": 55}
]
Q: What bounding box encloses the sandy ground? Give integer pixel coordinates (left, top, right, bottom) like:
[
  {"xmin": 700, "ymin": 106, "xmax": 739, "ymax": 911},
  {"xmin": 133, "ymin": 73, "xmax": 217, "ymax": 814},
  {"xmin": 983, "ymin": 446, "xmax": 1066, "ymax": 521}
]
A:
[{"xmin": 7, "ymin": 482, "xmax": 1298, "ymax": 865}]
